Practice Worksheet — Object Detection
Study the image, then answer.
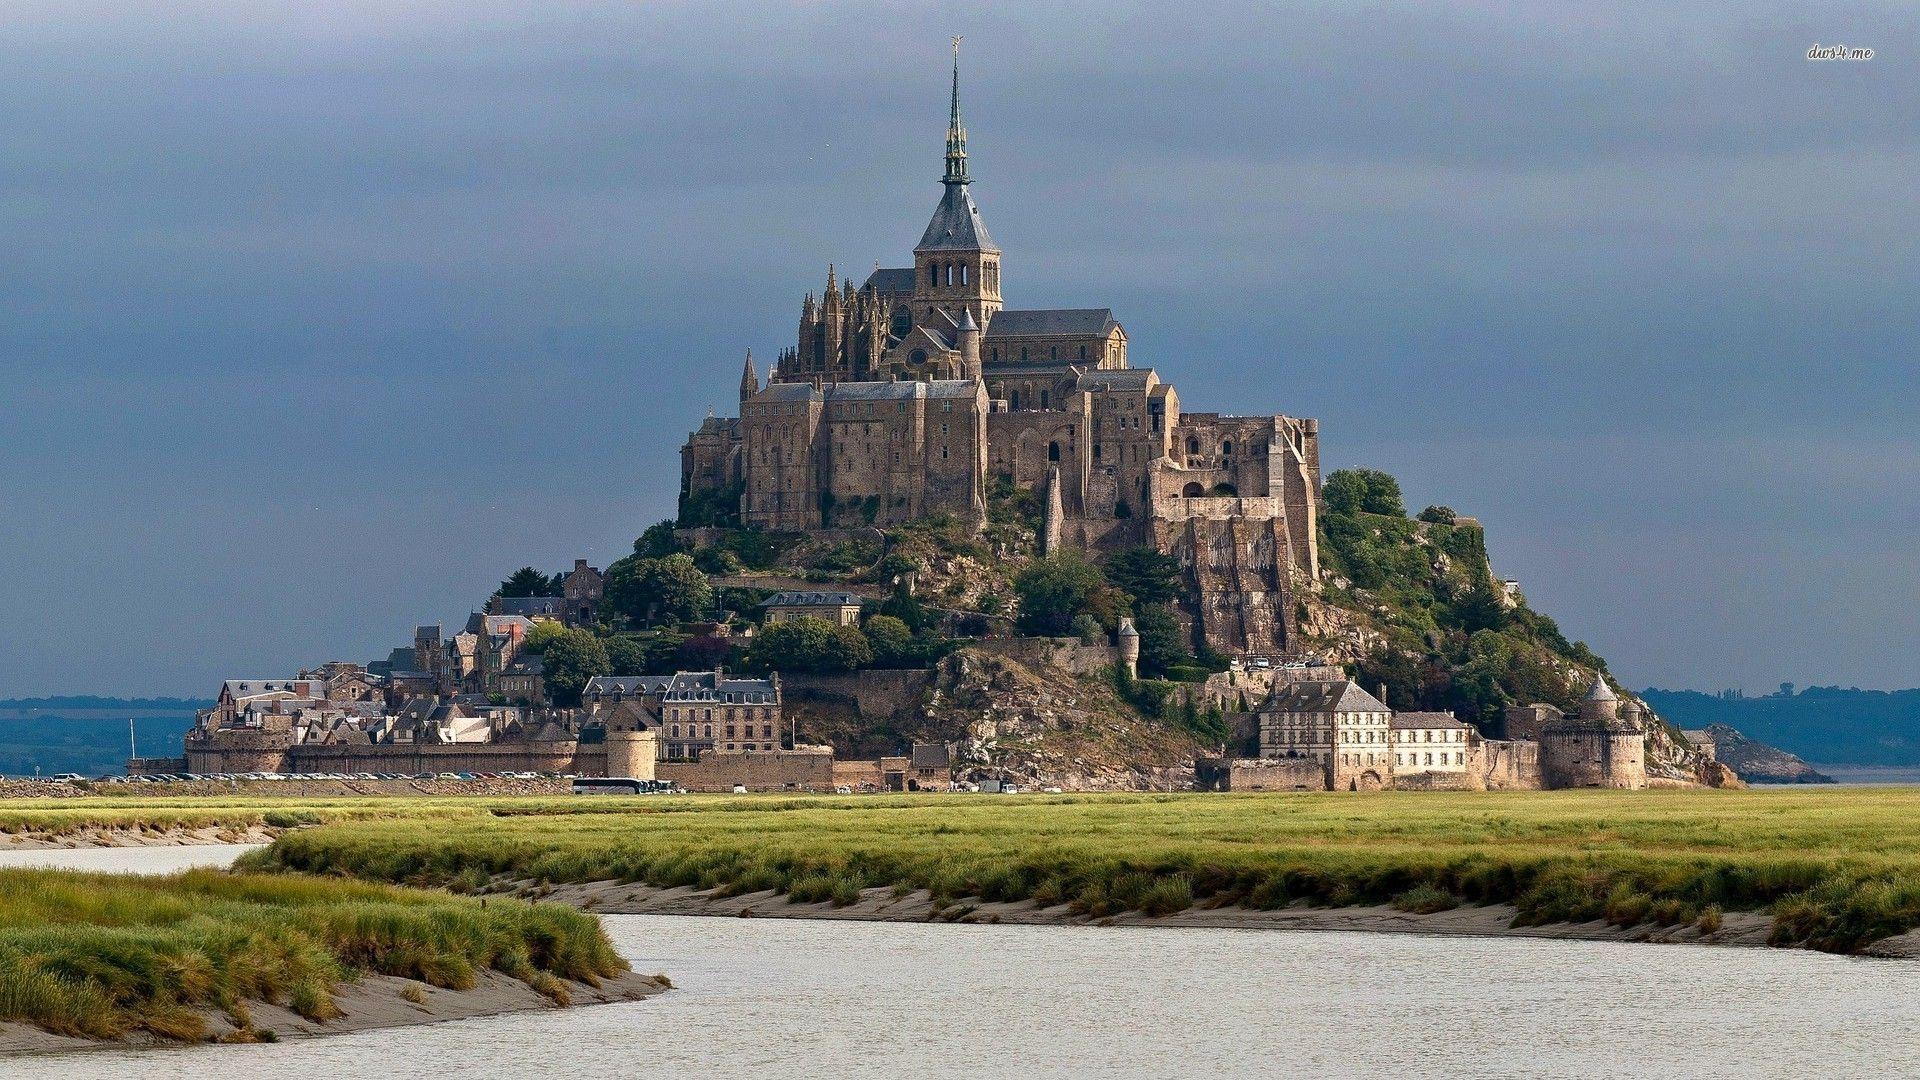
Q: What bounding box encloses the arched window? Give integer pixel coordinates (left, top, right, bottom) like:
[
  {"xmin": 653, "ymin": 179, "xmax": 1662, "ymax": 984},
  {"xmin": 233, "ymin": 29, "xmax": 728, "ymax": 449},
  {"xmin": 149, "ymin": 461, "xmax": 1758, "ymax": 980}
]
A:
[
  {"xmin": 1093, "ymin": 443, "xmax": 1102, "ymax": 462},
  {"xmin": 944, "ymin": 264, "xmax": 954, "ymax": 286},
  {"xmin": 960, "ymin": 264, "xmax": 968, "ymax": 285},
  {"xmin": 1186, "ymin": 436, "xmax": 1200, "ymax": 455},
  {"xmin": 892, "ymin": 306, "xmax": 911, "ymax": 337},
  {"xmin": 1020, "ymin": 346, "xmax": 1029, "ymax": 362},
  {"xmin": 1040, "ymin": 390, "xmax": 1049, "ymax": 409},
  {"xmin": 990, "ymin": 348, "xmax": 999, "ymax": 362},
  {"xmin": 1222, "ymin": 440, "xmax": 1233, "ymax": 455},
  {"xmin": 1183, "ymin": 482, "xmax": 1204, "ymax": 497},
  {"xmin": 1079, "ymin": 345, "xmax": 1087, "ymax": 360},
  {"xmin": 928, "ymin": 264, "xmax": 938, "ymax": 288},
  {"xmin": 1048, "ymin": 441, "xmax": 1061, "ymax": 462}
]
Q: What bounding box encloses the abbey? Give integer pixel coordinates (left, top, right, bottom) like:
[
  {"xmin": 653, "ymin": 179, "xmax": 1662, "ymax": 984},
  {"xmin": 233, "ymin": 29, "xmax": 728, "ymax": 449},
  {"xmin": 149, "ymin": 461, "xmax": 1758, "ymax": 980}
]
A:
[{"xmin": 681, "ymin": 50, "xmax": 1322, "ymax": 657}]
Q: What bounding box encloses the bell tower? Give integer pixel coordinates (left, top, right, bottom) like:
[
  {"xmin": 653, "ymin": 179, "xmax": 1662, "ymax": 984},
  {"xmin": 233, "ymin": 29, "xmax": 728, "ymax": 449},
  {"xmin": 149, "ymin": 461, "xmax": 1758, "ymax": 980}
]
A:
[{"xmin": 912, "ymin": 38, "xmax": 1001, "ymax": 335}]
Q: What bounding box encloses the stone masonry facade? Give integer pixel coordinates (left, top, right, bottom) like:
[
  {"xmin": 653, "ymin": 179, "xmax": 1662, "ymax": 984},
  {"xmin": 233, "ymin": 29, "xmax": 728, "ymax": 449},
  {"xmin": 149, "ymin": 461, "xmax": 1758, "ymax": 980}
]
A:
[{"xmin": 680, "ymin": 50, "xmax": 1320, "ymax": 658}]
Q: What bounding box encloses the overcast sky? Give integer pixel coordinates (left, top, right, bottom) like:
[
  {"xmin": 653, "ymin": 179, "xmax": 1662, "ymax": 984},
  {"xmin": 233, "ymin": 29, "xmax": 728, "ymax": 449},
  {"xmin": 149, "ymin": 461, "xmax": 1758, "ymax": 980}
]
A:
[{"xmin": 1, "ymin": 2, "xmax": 1913, "ymax": 697}]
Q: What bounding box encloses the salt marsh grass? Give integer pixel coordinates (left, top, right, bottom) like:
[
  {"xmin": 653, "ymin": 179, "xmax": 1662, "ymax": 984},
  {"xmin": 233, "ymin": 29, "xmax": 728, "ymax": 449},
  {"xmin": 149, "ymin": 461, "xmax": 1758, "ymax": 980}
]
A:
[
  {"xmin": 0, "ymin": 866, "xmax": 624, "ymax": 1042},
  {"xmin": 242, "ymin": 788, "xmax": 1920, "ymax": 953}
]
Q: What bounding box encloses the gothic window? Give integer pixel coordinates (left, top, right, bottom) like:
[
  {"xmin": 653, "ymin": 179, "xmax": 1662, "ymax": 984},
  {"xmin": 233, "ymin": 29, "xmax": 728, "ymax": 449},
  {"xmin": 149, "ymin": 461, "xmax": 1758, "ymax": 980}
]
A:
[
  {"xmin": 1049, "ymin": 346, "xmax": 1057, "ymax": 361},
  {"xmin": 1186, "ymin": 436, "xmax": 1200, "ymax": 455},
  {"xmin": 1048, "ymin": 441, "xmax": 1060, "ymax": 462},
  {"xmin": 960, "ymin": 264, "xmax": 968, "ymax": 285},
  {"xmin": 991, "ymin": 348, "xmax": 999, "ymax": 362},
  {"xmin": 1009, "ymin": 390, "xmax": 1020, "ymax": 410},
  {"xmin": 1093, "ymin": 443, "xmax": 1102, "ymax": 461},
  {"xmin": 1020, "ymin": 347, "xmax": 1029, "ymax": 362},
  {"xmin": 928, "ymin": 264, "xmax": 938, "ymax": 288},
  {"xmin": 1040, "ymin": 390, "xmax": 1049, "ymax": 409},
  {"xmin": 1222, "ymin": 440, "xmax": 1233, "ymax": 455}
]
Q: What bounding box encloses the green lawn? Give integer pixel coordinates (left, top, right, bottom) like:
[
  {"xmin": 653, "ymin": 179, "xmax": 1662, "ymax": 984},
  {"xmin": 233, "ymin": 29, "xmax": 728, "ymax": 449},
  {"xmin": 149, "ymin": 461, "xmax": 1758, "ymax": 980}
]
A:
[
  {"xmin": 0, "ymin": 866, "xmax": 625, "ymax": 1042},
  {"xmin": 238, "ymin": 788, "xmax": 1920, "ymax": 953}
]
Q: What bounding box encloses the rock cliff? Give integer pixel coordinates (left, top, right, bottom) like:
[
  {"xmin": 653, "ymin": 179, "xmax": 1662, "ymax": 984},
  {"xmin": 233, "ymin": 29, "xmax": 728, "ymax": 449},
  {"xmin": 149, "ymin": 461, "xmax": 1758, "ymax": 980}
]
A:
[{"xmin": 1704, "ymin": 723, "xmax": 1833, "ymax": 784}]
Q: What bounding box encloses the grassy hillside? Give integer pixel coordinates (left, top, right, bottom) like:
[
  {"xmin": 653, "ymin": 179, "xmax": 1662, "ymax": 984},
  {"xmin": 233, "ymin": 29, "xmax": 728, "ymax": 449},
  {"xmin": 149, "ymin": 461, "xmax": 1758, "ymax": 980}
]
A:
[
  {"xmin": 248, "ymin": 788, "xmax": 1920, "ymax": 954},
  {"xmin": 0, "ymin": 867, "xmax": 623, "ymax": 1042},
  {"xmin": 1643, "ymin": 687, "xmax": 1920, "ymax": 767}
]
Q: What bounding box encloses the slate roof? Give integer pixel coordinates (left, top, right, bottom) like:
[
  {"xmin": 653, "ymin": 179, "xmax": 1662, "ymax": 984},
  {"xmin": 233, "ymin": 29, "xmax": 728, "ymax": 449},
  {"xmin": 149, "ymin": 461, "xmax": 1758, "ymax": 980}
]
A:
[
  {"xmin": 865, "ymin": 267, "xmax": 917, "ymax": 294},
  {"xmin": 909, "ymin": 742, "xmax": 951, "ymax": 769},
  {"xmin": 1077, "ymin": 369, "xmax": 1155, "ymax": 391},
  {"xmin": 493, "ymin": 597, "xmax": 564, "ymax": 617},
  {"xmin": 1265, "ymin": 680, "xmax": 1390, "ymax": 715},
  {"xmin": 503, "ymin": 654, "xmax": 544, "ymax": 677},
  {"xmin": 756, "ymin": 380, "xmax": 978, "ymax": 404},
  {"xmin": 985, "ymin": 308, "xmax": 1120, "ymax": 338},
  {"xmin": 1390, "ymin": 711, "xmax": 1472, "ymax": 731},
  {"xmin": 762, "ymin": 590, "xmax": 864, "ymax": 608},
  {"xmin": 661, "ymin": 670, "xmax": 779, "ymax": 705},
  {"xmin": 586, "ymin": 675, "xmax": 674, "ymax": 697},
  {"xmin": 1586, "ymin": 677, "xmax": 1618, "ymax": 702},
  {"xmin": 916, "ymin": 184, "xmax": 998, "ymax": 253}
]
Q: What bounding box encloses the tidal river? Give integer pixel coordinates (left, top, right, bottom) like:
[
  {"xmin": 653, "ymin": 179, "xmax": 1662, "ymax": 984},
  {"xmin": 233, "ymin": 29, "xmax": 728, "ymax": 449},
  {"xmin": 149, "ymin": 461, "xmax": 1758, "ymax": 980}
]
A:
[{"xmin": 10, "ymin": 847, "xmax": 1919, "ymax": 1078}]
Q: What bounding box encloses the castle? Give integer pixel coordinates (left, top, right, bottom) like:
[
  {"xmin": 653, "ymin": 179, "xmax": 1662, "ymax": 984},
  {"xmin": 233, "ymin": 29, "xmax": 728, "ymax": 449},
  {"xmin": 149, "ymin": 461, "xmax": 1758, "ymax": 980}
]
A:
[{"xmin": 681, "ymin": 47, "xmax": 1322, "ymax": 658}]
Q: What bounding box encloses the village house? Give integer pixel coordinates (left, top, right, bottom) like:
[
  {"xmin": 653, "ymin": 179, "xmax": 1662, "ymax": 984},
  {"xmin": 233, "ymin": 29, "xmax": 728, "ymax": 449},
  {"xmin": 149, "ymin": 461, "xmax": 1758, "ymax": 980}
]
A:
[
  {"xmin": 1390, "ymin": 711, "xmax": 1473, "ymax": 778},
  {"xmin": 760, "ymin": 590, "xmax": 865, "ymax": 627}
]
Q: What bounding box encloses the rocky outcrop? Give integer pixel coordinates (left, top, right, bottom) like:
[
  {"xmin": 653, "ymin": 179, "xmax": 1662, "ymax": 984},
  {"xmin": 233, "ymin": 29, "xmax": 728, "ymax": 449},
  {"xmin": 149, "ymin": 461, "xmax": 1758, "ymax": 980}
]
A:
[
  {"xmin": 792, "ymin": 646, "xmax": 1203, "ymax": 791},
  {"xmin": 1705, "ymin": 723, "xmax": 1834, "ymax": 784},
  {"xmin": 922, "ymin": 650, "xmax": 1203, "ymax": 790}
]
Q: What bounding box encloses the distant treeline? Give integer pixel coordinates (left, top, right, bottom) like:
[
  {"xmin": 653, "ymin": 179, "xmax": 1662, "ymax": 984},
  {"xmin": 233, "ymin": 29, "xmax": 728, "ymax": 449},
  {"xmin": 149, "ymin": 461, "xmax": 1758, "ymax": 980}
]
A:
[
  {"xmin": 0, "ymin": 713, "xmax": 200, "ymax": 777},
  {"xmin": 0, "ymin": 696, "xmax": 211, "ymax": 711},
  {"xmin": 1643, "ymin": 686, "xmax": 1920, "ymax": 767}
]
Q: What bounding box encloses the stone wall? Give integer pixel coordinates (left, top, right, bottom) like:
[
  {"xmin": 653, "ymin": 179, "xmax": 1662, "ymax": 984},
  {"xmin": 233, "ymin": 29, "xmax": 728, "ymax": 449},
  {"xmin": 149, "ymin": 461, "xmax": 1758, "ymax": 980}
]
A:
[
  {"xmin": 658, "ymin": 748, "xmax": 835, "ymax": 792},
  {"xmin": 781, "ymin": 668, "xmax": 937, "ymax": 722},
  {"xmin": 1474, "ymin": 738, "xmax": 1542, "ymax": 790},
  {"xmin": 963, "ymin": 636, "xmax": 1118, "ymax": 676},
  {"xmin": 1222, "ymin": 757, "xmax": 1326, "ymax": 792}
]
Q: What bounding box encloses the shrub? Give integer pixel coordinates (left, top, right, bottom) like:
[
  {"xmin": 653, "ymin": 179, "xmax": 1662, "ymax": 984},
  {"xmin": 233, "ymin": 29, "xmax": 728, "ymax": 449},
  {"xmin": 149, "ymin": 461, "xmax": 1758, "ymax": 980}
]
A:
[{"xmin": 1392, "ymin": 885, "xmax": 1460, "ymax": 914}]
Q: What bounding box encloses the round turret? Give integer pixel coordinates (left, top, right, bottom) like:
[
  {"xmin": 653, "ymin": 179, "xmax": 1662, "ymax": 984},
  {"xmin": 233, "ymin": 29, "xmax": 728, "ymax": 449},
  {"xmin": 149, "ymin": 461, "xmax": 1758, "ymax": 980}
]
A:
[
  {"xmin": 1116, "ymin": 617, "xmax": 1140, "ymax": 678},
  {"xmin": 1579, "ymin": 675, "xmax": 1620, "ymax": 723}
]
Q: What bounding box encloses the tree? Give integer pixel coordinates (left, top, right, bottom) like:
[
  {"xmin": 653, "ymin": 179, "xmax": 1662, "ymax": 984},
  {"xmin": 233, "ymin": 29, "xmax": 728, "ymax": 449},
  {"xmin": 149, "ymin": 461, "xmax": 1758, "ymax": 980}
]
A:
[
  {"xmin": 1014, "ymin": 553, "xmax": 1121, "ymax": 636},
  {"xmin": 603, "ymin": 636, "xmax": 648, "ymax": 677},
  {"xmin": 1133, "ymin": 604, "xmax": 1194, "ymax": 678},
  {"xmin": 603, "ymin": 552, "xmax": 713, "ymax": 627},
  {"xmin": 863, "ymin": 615, "xmax": 914, "ymax": 667},
  {"xmin": 1448, "ymin": 580, "xmax": 1510, "ymax": 635},
  {"xmin": 1417, "ymin": 505, "xmax": 1458, "ymax": 525},
  {"xmin": 877, "ymin": 581, "xmax": 930, "ymax": 633},
  {"xmin": 675, "ymin": 634, "xmax": 734, "ymax": 671},
  {"xmin": 1104, "ymin": 546, "xmax": 1183, "ymax": 608},
  {"xmin": 496, "ymin": 566, "xmax": 560, "ymax": 598},
  {"xmin": 746, "ymin": 617, "xmax": 870, "ymax": 673},
  {"xmin": 522, "ymin": 621, "xmax": 568, "ymax": 654},
  {"xmin": 1323, "ymin": 468, "xmax": 1406, "ymax": 517},
  {"xmin": 820, "ymin": 624, "xmax": 874, "ymax": 673},
  {"xmin": 540, "ymin": 628, "xmax": 610, "ymax": 707},
  {"xmin": 692, "ymin": 546, "xmax": 744, "ymax": 575},
  {"xmin": 634, "ymin": 521, "xmax": 681, "ymax": 559}
]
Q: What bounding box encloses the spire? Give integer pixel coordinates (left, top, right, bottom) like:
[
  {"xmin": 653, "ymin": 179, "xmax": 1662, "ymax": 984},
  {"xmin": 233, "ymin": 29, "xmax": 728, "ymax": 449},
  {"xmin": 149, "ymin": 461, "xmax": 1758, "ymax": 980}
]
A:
[
  {"xmin": 740, "ymin": 349, "xmax": 759, "ymax": 402},
  {"xmin": 944, "ymin": 36, "xmax": 968, "ymax": 186}
]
